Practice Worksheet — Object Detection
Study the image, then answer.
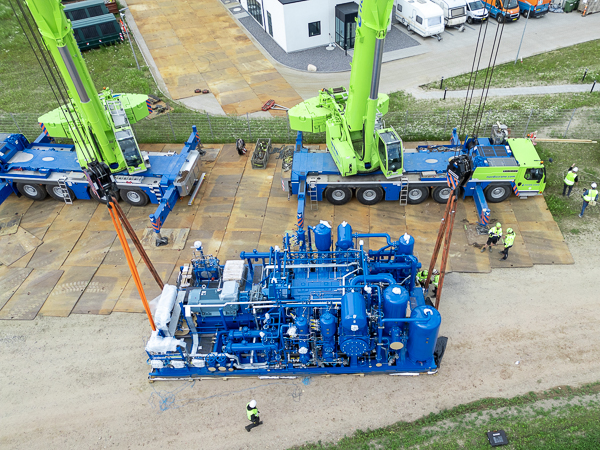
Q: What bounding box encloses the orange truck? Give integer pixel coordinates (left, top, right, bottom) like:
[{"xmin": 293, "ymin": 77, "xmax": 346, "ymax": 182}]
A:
[{"xmin": 482, "ymin": 0, "xmax": 520, "ymax": 22}]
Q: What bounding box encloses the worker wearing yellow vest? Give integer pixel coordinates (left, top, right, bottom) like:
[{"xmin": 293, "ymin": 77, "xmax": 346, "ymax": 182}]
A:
[
  {"xmin": 499, "ymin": 228, "xmax": 516, "ymax": 261},
  {"xmin": 416, "ymin": 269, "xmax": 428, "ymax": 286},
  {"xmin": 481, "ymin": 222, "xmax": 502, "ymax": 253},
  {"xmin": 430, "ymin": 269, "xmax": 440, "ymax": 296},
  {"xmin": 579, "ymin": 182, "xmax": 598, "ymax": 218},
  {"xmin": 562, "ymin": 164, "xmax": 579, "ymax": 197},
  {"xmin": 245, "ymin": 399, "xmax": 262, "ymax": 432}
]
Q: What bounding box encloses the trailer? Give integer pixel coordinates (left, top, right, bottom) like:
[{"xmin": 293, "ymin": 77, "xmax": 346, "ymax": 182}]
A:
[
  {"xmin": 146, "ymin": 221, "xmax": 447, "ymax": 379},
  {"xmin": 429, "ymin": 0, "xmax": 468, "ymax": 28},
  {"xmin": 287, "ymin": 127, "xmax": 546, "ymax": 227},
  {"xmin": 395, "ymin": 0, "xmax": 444, "ymax": 40}
]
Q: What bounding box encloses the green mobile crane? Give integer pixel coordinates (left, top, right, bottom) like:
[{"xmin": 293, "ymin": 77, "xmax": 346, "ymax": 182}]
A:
[
  {"xmin": 27, "ymin": 0, "xmax": 149, "ymax": 175},
  {"xmin": 288, "ymin": 0, "xmax": 402, "ymax": 179}
]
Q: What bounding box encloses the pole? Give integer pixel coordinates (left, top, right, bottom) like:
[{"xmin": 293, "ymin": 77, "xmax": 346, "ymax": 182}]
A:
[
  {"xmin": 514, "ymin": 10, "xmax": 529, "ymax": 65},
  {"xmin": 564, "ymin": 108, "xmax": 577, "ymax": 138},
  {"xmin": 523, "ymin": 108, "xmax": 534, "ymax": 138},
  {"xmin": 120, "ymin": 12, "xmax": 140, "ymax": 71},
  {"xmin": 247, "ymin": 112, "xmax": 251, "ymax": 141},
  {"xmin": 591, "ymin": 81, "xmax": 596, "ymax": 93},
  {"xmin": 206, "ymin": 112, "xmax": 214, "ymax": 138},
  {"xmin": 440, "ymin": 77, "xmax": 444, "ymax": 89},
  {"xmin": 9, "ymin": 113, "xmax": 23, "ymax": 135},
  {"xmin": 582, "ymin": 69, "xmax": 588, "ymax": 82},
  {"xmin": 443, "ymin": 88, "xmax": 447, "ymax": 100}
]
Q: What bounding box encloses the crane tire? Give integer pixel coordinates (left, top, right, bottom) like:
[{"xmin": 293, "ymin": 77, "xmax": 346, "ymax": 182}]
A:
[{"xmin": 16, "ymin": 182, "xmax": 47, "ymax": 201}]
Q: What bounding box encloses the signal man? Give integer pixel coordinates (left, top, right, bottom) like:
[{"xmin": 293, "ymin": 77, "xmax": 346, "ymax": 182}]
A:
[
  {"xmin": 481, "ymin": 222, "xmax": 502, "ymax": 253},
  {"xmin": 500, "ymin": 228, "xmax": 516, "ymax": 261},
  {"xmin": 562, "ymin": 164, "xmax": 579, "ymax": 197},
  {"xmin": 579, "ymin": 182, "xmax": 598, "ymax": 218}
]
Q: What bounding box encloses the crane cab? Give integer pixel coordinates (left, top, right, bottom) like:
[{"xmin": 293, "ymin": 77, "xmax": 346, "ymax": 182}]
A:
[{"xmin": 377, "ymin": 128, "xmax": 404, "ymax": 179}]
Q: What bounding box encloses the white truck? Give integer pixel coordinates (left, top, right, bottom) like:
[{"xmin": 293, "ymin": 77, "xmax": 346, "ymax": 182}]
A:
[
  {"xmin": 395, "ymin": 0, "xmax": 444, "ymax": 40},
  {"xmin": 465, "ymin": 0, "xmax": 489, "ymax": 23},
  {"xmin": 430, "ymin": 0, "xmax": 467, "ymax": 29}
]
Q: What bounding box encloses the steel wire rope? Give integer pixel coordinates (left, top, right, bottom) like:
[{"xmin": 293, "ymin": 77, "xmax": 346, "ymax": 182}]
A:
[
  {"xmin": 11, "ymin": 0, "xmax": 97, "ymax": 165},
  {"xmin": 471, "ymin": 16, "xmax": 507, "ymax": 137},
  {"xmin": 457, "ymin": 7, "xmax": 493, "ymax": 144}
]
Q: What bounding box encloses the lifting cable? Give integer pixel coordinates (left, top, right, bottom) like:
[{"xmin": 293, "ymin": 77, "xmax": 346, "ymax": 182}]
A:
[
  {"xmin": 471, "ymin": 15, "xmax": 507, "ymax": 137},
  {"xmin": 457, "ymin": 8, "xmax": 492, "ymax": 141},
  {"xmin": 10, "ymin": 0, "xmax": 97, "ymax": 165}
]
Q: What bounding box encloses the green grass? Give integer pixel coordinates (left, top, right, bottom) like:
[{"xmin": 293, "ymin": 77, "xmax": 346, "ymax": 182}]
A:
[
  {"xmin": 422, "ymin": 39, "xmax": 600, "ymax": 91},
  {"xmin": 0, "ymin": 0, "xmax": 160, "ymax": 114},
  {"xmin": 291, "ymin": 383, "xmax": 600, "ymax": 449}
]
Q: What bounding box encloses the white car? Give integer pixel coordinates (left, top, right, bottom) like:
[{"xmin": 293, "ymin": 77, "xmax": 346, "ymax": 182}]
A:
[{"xmin": 466, "ymin": 0, "xmax": 489, "ymax": 23}]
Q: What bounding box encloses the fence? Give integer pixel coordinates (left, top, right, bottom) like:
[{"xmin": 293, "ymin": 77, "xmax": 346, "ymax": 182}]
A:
[{"xmin": 1, "ymin": 107, "xmax": 598, "ymax": 145}]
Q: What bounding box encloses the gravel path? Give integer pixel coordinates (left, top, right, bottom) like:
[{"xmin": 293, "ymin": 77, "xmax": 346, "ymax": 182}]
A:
[{"xmin": 410, "ymin": 83, "xmax": 596, "ymax": 99}]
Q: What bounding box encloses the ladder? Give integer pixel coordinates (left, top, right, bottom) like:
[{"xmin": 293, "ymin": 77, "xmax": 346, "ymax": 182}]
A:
[
  {"xmin": 399, "ymin": 176, "xmax": 409, "ymax": 206},
  {"xmin": 308, "ymin": 182, "xmax": 318, "ymax": 210},
  {"xmin": 424, "ymin": 191, "xmax": 457, "ymax": 309},
  {"xmin": 58, "ymin": 177, "xmax": 73, "ymax": 204}
]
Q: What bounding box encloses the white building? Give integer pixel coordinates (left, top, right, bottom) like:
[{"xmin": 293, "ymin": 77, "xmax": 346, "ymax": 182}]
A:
[{"xmin": 239, "ymin": 0, "xmax": 362, "ymax": 53}]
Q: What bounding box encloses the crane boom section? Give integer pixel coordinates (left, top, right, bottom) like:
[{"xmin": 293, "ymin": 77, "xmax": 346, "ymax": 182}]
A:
[{"xmin": 27, "ymin": 0, "xmax": 147, "ymax": 175}]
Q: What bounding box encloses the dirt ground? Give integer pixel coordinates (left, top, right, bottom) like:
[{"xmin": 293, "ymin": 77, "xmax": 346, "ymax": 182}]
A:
[{"xmin": 1, "ymin": 231, "xmax": 597, "ymax": 450}]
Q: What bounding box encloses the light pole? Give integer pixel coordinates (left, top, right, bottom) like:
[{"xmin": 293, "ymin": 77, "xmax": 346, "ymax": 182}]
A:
[
  {"xmin": 119, "ymin": 8, "xmax": 140, "ymax": 71},
  {"xmin": 514, "ymin": 10, "xmax": 530, "ymax": 65}
]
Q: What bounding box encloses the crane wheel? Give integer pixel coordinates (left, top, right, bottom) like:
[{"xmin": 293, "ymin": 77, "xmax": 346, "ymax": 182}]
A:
[
  {"xmin": 406, "ymin": 186, "xmax": 429, "ymax": 204},
  {"xmin": 120, "ymin": 188, "xmax": 149, "ymax": 207},
  {"xmin": 46, "ymin": 184, "xmax": 76, "ymax": 202},
  {"xmin": 16, "ymin": 182, "xmax": 47, "ymax": 201},
  {"xmin": 432, "ymin": 186, "xmax": 452, "ymax": 204},
  {"xmin": 324, "ymin": 186, "xmax": 352, "ymax": 205},
  {"xmin": 356, "ymin": 186, "xmax": 384, "ymax": 205},
  {"xmin": 484, "ymin": 184, "xmax": 511, "ymax": 203}
]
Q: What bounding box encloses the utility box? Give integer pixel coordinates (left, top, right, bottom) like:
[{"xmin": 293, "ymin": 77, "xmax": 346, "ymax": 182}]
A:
[
  {"xmin": 72, "ymin": 14, "xmax": 122, "ymax": 50},
  {"xmin": 63, "ymin": 0, "xmax": 110, "ymax": 21}
]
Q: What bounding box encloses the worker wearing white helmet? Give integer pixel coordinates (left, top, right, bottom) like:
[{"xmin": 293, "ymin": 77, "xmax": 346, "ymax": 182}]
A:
[
  {"xmin": 579, "ymin": 182, "xmax": 598, "ymax": 218},
  {"xmin": 563, "ymin": 163, "xmax": 579, "ymax": 197},
  {"xmin": 245, "ymin": 399, "xmax": 262, "ymax": 432},
  {"xmin": 500, "ymin": 228, "xmax": 516, "ymax": 261}
]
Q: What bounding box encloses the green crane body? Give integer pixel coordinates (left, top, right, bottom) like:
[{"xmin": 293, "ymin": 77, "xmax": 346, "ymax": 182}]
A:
[
  {"xmin": 288, "ymin": 0, "xmax": 403, "ymax": 179},
  {"xmin": 27, "ymin": 0, "xmax": 148, "ymax": 175}
]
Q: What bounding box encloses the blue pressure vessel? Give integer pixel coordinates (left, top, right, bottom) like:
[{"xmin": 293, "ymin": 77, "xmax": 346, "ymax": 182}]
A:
[
  {"xmin": 295, "ymin": 316, "xmax": 309, "ymax": 336},
  {"xmin": 406, "ymin": 306, "xmax": 441, "ymax": 363},
  {"xmin": 396, "ymin": 233, "xmax": 415, "ymax": 255},
  {"xmin": 341, "ymin": 291, "xmax": 367, "ymax": 334},
  {"xmin": 320, "ymin": 312, "xmax": 336, "ymax": 339},
  {"xmin": 382, "ymin": 284, "xmax": 409, "ymax": 333},
  {"xmin": 336, "ymin": 221, "xmax": 353, "ymax": 250},
  {"xmin": 313, "ymin": 222, "xmax": 332, "ymax": 251}
]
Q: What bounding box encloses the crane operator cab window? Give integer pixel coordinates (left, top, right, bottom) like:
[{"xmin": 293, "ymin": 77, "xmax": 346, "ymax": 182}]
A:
[
  {"xmin": 377, "ymin": 129, "xmax": 403, "ymax": 178},
  {"xmin": 115, "ymin": 128, "xmax": 144, "ymax": 172},
  {"xmin": 524, "ymin": 167, "xmax": 545, "ymax": 182}
]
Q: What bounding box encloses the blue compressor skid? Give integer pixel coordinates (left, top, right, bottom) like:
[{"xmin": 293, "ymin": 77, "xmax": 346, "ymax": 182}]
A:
[{"xmin": 146, "ymin": 221, "xmax": 445, "ymax": 379}]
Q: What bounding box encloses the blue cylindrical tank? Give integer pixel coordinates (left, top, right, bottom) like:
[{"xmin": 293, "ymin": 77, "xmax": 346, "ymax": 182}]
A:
[
  {"xmin": 406, "ymin": 306, "xmax": 441, "ymax": 363},
  {"xmin": 396, "ymin": 233, "xmax": 415, "ymax": 255},
  {"xmin": 295, "ymin": 316, "xmax": 309, "ymax": 336},
  {"xmin": 320, "ymin": 312, "xmax": 336, "ymax": 339},
  {"xmin": 336, "ymin": 221, "xmax": 353, "ymax": 250},
  {"xmin": 382, "ymin": 284, "xmax": 409, "ymax": 333},
  {"xmin": 341, "ymin": 291, "xmax": 367, "ymax": 334},
  {"xmin": 313, "ymin": 222, "xmax": 332, "ymax": 251}
]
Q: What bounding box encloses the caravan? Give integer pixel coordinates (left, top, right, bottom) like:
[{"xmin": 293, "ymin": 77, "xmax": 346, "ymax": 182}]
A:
[
  {"xmin": 395, "ymin": 0, "xmax": 444, "ymax": 40},
  {"xmin": 430, "ymin": 0, "xmax": 468, "ymax": 28}
]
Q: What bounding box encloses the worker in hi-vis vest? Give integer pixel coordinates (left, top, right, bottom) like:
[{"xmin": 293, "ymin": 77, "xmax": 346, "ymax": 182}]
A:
[
  {"xmin": 579, "ymin": 182, "xmax": 598, "ymax": 218},
  {"xmin": 245, "ymin": 399, "xmax": 262, "ymax": 432},
  {"xmin": 563, "ymin": 164, "xmax": 579, "ymax": 197},
  {"xmin": 500, "ymin": 228, "xmax": 516, "ymax": 261},
  {"xmin": 430, "ymin": 269, "xmax": 440, "ymax": 296},
  {"xmin": 416, "ymin": 269, "xmax": 428, "ymax": 287},
  {"xmin": 481, "ymin": 222, "xmax": 502, "ymax": 253}
]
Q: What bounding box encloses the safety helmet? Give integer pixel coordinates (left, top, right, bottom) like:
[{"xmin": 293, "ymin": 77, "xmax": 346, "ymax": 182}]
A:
[
  {"xmin": 496, "ymin": 222, "xmax": 501, "ymax": 228},
  {"xmin": 573, "ymin": 167, "xmax": 578, "ymax": 172},
  {"xmin": 249, "ymin": 400, "xmax": 257, "ymax": 408},
  {"xmin": 432, "ymin": 269, "xmax": 439, "ymax": 275},
  {"xmin": 507, "ymin": 228, "xmax": 514, "ymax": 234},
  {"xmin": 592, "ymin": 182, "xmax": 597, "ymax": 189}
]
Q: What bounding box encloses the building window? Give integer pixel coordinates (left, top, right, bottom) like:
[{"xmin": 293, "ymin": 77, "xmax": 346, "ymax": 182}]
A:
[
  {"xmin": 267, "ymin": 11, "xmax": 273, "ymax": 36},
  {"xmin": 247, "ymin": 0, "xmax": 263, "ymax": 26},
  {"xmin": 308, "ymin": 21, "xmax": 321, "ymax": 37},
  {"xmin": 416, "ymin": 15, "xmax": 423, "ymax": 24}
]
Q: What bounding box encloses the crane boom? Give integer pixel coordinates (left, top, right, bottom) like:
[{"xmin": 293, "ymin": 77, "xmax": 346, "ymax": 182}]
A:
[
  {"xmin": 26, "ymin": 0, "xmax": 148, "ymax": 175},
  {"xmin": 288, "ymin": 0, "xmax": 402, "ymax": 179}
]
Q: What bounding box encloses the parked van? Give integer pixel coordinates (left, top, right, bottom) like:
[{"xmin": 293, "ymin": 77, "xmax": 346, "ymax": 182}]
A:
[
  {"xmin": 517, "ymin": 0, "xmax": 550, "ymax": 17},
  {"xmin": 395, "ymin": 0, "xmax": 445, "ymax": 40},
  {"xmin": 429, "ymin": 0, "xmax": 468, "ymax": 28},
  {"xmin": 465, "ymin": 0, "xmax": 489, "ymax": 22},
  {"xmin": 482, "ymin": 0, "xmax": 520, "ymax": 22}
]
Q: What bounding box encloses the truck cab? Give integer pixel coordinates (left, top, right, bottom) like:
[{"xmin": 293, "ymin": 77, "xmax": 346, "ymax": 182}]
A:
[
  {"xmin": 517, "ymin": 0, "xmax": 550, "ymax": 17},
  {"xmin": 466, "ymin": 0, "xmax": 489, "ymax": 22},
  {"xmin": 482, "ymin": 0, "xmax": 520, "ymax": 22}
]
